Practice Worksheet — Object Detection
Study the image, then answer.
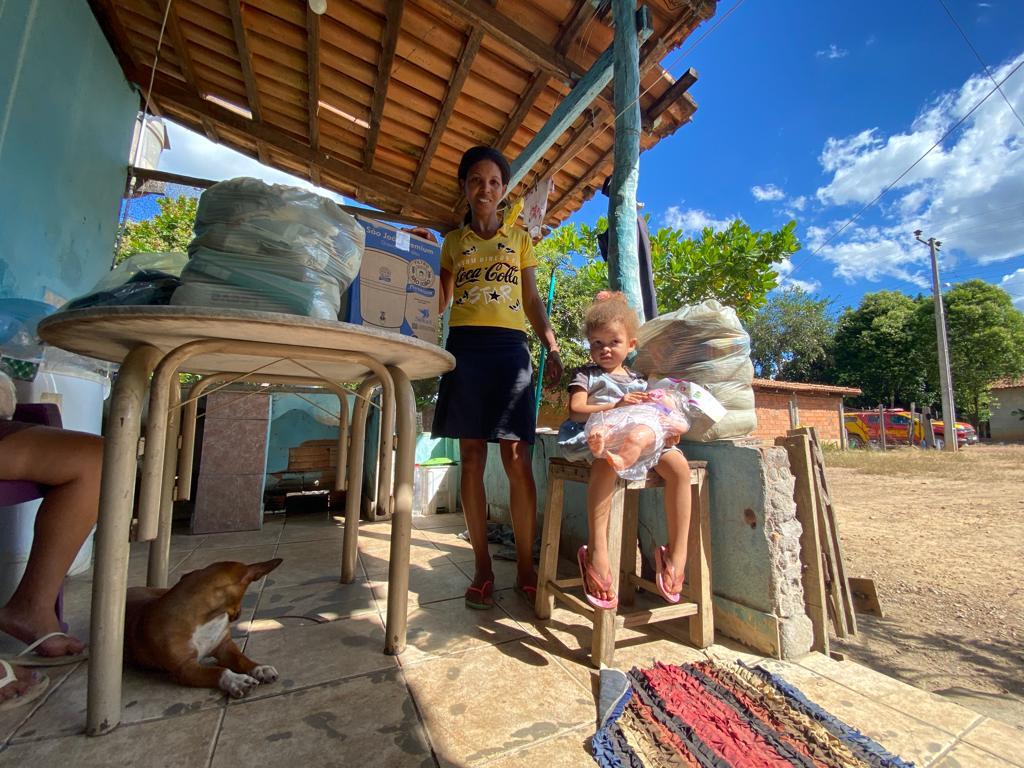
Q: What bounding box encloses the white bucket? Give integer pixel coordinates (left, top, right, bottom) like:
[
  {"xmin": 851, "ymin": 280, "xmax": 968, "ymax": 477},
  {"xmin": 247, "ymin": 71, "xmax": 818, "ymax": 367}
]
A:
[
  {"xmin": 0, "ymin": 367, "xmax": 109, "ymax": 602},
  {"xmin": 412, "ymin": 465, "xmax": 459, "ymax": 516}
]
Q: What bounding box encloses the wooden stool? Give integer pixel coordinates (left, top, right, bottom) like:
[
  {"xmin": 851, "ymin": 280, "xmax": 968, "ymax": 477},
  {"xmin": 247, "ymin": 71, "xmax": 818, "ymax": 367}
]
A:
[{"xmin": 534, "ymin": 457, "xmax": 712, "ymax": 668}]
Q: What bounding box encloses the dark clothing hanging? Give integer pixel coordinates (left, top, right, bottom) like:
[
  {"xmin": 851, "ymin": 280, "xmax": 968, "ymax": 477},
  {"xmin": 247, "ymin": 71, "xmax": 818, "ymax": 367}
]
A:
[{"xmin": 597, "ymin": 215, "xmax": 658, "ymax": 321}]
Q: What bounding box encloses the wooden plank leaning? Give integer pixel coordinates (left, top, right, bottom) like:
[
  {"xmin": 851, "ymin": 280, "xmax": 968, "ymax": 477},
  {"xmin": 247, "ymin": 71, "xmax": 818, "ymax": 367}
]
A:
[{"xmin": 775, "ymin": 434, "xmax": 829, "ymax": 655}]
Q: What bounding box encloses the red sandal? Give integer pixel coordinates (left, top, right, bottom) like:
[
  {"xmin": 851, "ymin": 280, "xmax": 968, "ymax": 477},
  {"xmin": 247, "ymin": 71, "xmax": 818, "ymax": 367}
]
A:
[{"xmin": 464, "ymin": 579, "xmax": 494, "ymax": 610}]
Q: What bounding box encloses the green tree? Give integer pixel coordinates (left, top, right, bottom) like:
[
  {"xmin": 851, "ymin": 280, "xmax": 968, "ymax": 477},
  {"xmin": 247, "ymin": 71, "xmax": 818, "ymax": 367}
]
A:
[
  {"xmin": 650, "ymin": 219, "xmax": 800, "ymax": 320},
  {"xmin": 747, "ymin": 287, "xmax": 836, "ymax": 380},
  {"xmin": 116, "ymin": 195, "xmax": 198, "ymax": 264},
  {"xmin": 917, "ymin": 280, "xmax": 1024, "ymax": 425},
  {"xmin": 832, "ymin": 290, "xmax": 930, "ymax": 407}
]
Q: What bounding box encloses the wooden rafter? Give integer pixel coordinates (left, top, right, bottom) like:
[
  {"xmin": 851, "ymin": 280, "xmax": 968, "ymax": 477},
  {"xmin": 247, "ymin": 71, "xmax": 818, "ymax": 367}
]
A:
[
  {"xmin": 153, "ymin": 0, "xmax": 218, "ymax": 142},
  {"xmin": 647, "ymin": 67, "xmax": 698, "ymax": 124},
  {"xmin": 547, "ymin": 146, "xmax": 614, "ymax": 220},
  {"xmin": 431, "ymin": 0, "xmax": 583, "ymax": 84},
  {"xmin": 364, "ymin": 0, "xmax": 404, "ymax": 172},
  {"xmin": 227, "ymin": 2, "xmax": 261, "ymax": 121},
  {"xmin": 226, "ymin": 0, "xmax": 269, "ymax": 163},
  {"xmin": 306, "ymin": 5, "xmax": 321, "ymax": 184},
  {"xmin": 411, "ymin": 25, "xmax": 484, "ymax": 193},
  {"xmin": 494, "ymin": 73, "xmax": 547, "ymax": 153},
  {"xmin": 152, "ymin": 76, "xmax": 456, "ymax": 222}
]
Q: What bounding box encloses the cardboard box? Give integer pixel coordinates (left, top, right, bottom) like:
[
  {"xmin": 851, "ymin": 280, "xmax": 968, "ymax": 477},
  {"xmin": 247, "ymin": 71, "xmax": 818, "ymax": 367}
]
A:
[{"xmin": 341, "ymin": 218, "xmax": 441, "ymax": 343}]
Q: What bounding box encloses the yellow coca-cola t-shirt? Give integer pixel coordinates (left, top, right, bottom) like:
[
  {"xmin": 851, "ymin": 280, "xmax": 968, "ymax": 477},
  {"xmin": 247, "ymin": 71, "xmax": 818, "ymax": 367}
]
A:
[{"xmin": 441, "ymin": 222, "xmax": 537, "ymax": 331}]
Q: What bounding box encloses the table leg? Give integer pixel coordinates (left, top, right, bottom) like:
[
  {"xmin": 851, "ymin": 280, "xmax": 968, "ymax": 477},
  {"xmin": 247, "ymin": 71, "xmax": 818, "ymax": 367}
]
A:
[
  {"xmin": 148, "ymin": 379, "xmax": 181, "ymax": 587},
  {"xmin": 87, "ymin": 344, "xmax": 161, "ymax": 736},
  {"xmin": 384, "ymin": 366, "xmax": 415, "ymax": 655},
  {"xmin": 341, "ymin": 378, "xmax": 375, "ymax": 583}
]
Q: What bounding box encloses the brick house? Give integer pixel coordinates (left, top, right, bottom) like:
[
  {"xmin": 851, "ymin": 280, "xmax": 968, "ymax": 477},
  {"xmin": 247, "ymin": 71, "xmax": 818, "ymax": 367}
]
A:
[{"xmin": 751, "ymin": 379, "xmax": 863, "ymax": 446}]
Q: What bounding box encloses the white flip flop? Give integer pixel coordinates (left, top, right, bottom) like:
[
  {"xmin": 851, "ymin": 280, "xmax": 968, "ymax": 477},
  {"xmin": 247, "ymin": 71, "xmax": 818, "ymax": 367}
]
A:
[
  {"xmin": 0, "ymin": 631, "xmax": 89, "ymax": 667},
  {"xmin": 0, "ymin": 659, "xmax": 50, "ymax": 711}
]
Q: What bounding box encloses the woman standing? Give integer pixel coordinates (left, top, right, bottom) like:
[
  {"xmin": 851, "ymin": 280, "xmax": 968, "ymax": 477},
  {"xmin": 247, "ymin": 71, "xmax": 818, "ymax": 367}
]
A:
[{"xmin": 432, "ymin": 146, "xmax": 562, "ymax": 609}]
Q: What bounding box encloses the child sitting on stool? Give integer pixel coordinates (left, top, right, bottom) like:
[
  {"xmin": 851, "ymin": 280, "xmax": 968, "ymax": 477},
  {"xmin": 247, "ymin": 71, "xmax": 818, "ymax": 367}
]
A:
[{"xmin": 557, "ymin": 292, "xmax": 691, "ymax": 609}]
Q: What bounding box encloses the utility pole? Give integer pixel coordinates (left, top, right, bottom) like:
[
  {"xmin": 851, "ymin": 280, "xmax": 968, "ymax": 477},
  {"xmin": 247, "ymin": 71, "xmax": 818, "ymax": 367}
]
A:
[{"xmin": 914, "ymin": 230, "xmax": 958, "ymax": 452}]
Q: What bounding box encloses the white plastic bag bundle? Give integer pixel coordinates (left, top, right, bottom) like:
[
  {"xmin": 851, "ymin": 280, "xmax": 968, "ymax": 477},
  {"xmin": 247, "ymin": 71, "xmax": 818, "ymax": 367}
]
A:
[
  {"xmin": 174, "ymin": 177, "xmax": 364, "ymax": 318},
  {"xmin": 634, "ymin": 300, "xmax": 757, "ymax": 441},
  {"xmin": 584, "ymin": 379, "xmax": 724, "ymax": 480}
]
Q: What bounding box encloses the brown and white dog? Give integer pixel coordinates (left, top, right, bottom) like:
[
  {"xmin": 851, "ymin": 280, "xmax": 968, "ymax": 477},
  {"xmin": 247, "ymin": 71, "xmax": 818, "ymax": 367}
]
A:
[{"xmin": 124, "ymin": 559, "xmax": 282, "ymax": 698}]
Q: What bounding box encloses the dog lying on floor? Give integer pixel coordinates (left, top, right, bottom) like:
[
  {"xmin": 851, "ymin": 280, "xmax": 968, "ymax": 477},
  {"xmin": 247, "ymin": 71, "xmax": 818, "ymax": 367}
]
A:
[{"xmin": 125, "ymin": 558, "xmax": 282, "ymax": 698}]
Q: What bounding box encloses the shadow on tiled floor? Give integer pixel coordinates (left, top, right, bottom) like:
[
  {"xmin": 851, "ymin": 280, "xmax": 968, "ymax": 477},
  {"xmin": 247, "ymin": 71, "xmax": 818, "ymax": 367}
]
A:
[{"xmin": 1, "ymin": 513, "xmax": 1020, "ymax": 767}]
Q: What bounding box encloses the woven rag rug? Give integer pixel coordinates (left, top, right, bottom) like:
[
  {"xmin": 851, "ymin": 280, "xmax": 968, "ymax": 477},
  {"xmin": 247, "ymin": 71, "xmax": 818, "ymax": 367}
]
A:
[{"xmin": 593, "ymin": 661, "xmax": 914, "ymax": 768}]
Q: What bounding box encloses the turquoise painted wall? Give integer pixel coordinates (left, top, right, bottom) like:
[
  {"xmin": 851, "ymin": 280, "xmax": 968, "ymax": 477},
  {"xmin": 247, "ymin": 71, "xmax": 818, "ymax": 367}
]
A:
[
  {"xmin": 0, "ymin": 0, "xmax": 137, "ymax": 303},
  {"xmin": 266, "ymin": 393, "xmax": 345, "ymax": 475}
]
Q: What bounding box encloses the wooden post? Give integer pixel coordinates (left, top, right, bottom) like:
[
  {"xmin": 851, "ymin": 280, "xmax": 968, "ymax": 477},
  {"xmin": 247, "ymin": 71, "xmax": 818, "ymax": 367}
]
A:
[
  {"xmin": 837, "ymin": 401, "xmax": 847, "ymax": 450},
  {"xmin": 878, "ymin": 403, "xmax": 887, "ymax": 450},
  {"xmin": 908, "ymin": 402, "xmax": 916, "ymax": 447},
  {"xmin": 776, "ymin": 435, "xmax": 829, "ymax": 654},
  {"xmin": 607, "ymin": 0, "xmax": 643, "ymax": 317},
  {"xmin": 923, "ymin": 406, "xmax": 936, "ymax": 448},
  {"xmin": 788, "ymin": 397, "xmax": 799, "ymax": 429}
]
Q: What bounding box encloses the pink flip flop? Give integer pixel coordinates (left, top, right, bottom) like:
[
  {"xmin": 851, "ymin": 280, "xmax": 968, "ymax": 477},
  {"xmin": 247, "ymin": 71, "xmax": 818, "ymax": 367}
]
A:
[
  {"xmin": 655, "ymin": 545, "xmax": 682, "ymax": 604},
  {"xmin": 578, "ymin": 545, "xmax": 618, "ymax": 610}
]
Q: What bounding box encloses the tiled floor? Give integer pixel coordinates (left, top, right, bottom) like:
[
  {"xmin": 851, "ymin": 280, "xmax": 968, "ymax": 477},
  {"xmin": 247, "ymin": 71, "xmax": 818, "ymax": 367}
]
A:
[{"xmin": 1, "ymin": 513, "xmax": 1020, "ymax": 767}]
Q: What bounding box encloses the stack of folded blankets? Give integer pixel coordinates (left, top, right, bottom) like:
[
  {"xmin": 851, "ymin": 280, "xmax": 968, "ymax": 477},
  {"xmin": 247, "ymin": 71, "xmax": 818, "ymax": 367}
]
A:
[{"xmin": 171, "ymin": 177, "xmax": 364, "ymax": 320}]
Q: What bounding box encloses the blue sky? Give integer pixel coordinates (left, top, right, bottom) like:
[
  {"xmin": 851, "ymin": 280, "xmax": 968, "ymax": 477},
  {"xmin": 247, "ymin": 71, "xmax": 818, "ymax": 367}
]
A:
[{"xmin": 151, "ymin": 0, "xmax": 1024, "ymax": 315}]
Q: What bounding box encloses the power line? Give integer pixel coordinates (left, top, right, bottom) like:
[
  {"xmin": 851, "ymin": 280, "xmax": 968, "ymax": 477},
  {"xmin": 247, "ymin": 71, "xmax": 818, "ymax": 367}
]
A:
[
  {"xmin": 787, "ymin": 56, "xmax": 1024, "ymax": 278},
  {"xmin": 936, "ymin": 0, "xmax": 1024, "ymax": 132}
]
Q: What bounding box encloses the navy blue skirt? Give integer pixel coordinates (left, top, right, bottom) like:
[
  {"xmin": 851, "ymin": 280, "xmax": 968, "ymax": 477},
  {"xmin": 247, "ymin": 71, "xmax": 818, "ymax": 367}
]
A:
[{"xmin": 431, "ymin": 326, "xmax": 536, "ymax": 444}]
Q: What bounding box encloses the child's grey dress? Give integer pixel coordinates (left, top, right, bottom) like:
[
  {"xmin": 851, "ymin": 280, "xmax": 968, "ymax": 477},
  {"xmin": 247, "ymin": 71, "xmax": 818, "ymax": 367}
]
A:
[{"xmin": 557, "ymin": 363, "xmax": 648, "ymax": 461}]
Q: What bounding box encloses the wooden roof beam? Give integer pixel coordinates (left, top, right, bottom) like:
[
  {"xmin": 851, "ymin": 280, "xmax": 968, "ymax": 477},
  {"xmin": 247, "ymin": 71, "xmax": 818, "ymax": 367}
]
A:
[
  {"xmin": 411, "ymin": 25, "xmax": 484, "ymax": 193},
  {"xmin": 154, "ymin": 0, "xmax": 218, "ymax": 143},
  {"xmin": 306, "ymin": 5, "xmax": 321, "ymax": 183},
  {"xmin": 547, "ymin": 146, "xmax": 613, "ymax": 219},
  {"xmin": 506, "ymin": 8, "xmax": 651, "ymax": 194},
  {"xmin": 227, "ymin": 1, "xmax": 270, "ymax": 164},
  {"xmin": 432, "ymin": 0, "xmax": 583, "ymax": 85},
  {"xmin": 152, "ymin": 76, "xmax": 456, "ymax": 222},
  {"xmin": 364, "ymin": 0, "xmax": 404, "ymax": 172},
  {"xmin": 646, "ymin": 67, "xmax": 697, "ymax": 125}
]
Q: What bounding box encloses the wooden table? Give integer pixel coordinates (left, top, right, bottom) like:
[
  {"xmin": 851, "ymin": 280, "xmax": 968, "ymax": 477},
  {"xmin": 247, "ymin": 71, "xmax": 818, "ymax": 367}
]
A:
[{"xmin": 38, "ymin": 307, "xmax": 454, "ymax": 736}]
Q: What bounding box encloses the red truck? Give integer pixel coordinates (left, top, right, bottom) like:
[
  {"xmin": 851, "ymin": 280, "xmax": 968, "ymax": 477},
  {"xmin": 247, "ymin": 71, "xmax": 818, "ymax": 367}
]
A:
[{"xmin": 844, "ymin": 409, "xmax": 978, "ymax": 449}]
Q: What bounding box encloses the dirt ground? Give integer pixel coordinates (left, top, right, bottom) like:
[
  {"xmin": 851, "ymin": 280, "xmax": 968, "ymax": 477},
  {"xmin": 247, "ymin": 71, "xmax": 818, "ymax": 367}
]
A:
[{"xmin": 823, "ymin": 443, "xmax": 1024, "ymax": 729}]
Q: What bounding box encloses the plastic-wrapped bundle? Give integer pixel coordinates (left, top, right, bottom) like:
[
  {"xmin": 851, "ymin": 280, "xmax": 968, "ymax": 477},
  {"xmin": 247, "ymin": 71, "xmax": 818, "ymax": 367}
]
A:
[
  {"xmin": 584, "ymin": 379, "xmax": 724, "ymax": 481},
  {"xmin": 64, "ymin": 252, "xmax": 187, "ymax": 310},
  {"xmin": 634, "ymin": 300, "xmax": 757, "ymax": 441},
  {"xmin": 175, "ymin": 177, "xmax": 364, "ymax": 318}
]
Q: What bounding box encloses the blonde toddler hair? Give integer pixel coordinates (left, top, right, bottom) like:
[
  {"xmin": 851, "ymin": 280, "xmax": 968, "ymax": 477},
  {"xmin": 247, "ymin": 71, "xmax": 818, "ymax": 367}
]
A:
[{"xmin": 583, "ymin": 291, "xmax": 640, "ymax": 338}]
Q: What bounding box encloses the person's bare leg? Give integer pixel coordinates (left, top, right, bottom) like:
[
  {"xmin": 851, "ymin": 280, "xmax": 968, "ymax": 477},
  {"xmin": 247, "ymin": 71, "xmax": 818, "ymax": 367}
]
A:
[
  {"xmin": 499, "ymin": 440, "xmax": 536, "ymax": 590},
  {"xmin": 654, "ymin": 450, "xmax": 691, "ymax": 592},
  {"xmin": 459, "ymin": 439, "xmax": 493, "ymax": 591},
  {"xmin": 585, "ymin": 461, "xmax": 619, "ymax": 602},
  {"xmin": 606, "ymin": 426, "xmax": 656, "ymax": 472},
  {"xmin": 0, "ymin": 427, "xmax": 101, "ymax": 656}
]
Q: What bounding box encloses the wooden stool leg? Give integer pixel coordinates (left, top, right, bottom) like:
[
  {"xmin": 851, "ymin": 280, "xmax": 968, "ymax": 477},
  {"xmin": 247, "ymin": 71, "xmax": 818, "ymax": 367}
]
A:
[
  {"xmin": 592, "ymin": 480, "xmax": 626, "ymax": 667},
  {"xmin": 688, "ymin": 471, "xmax": 713, "ymax": 648},
  {"xmin": 618, "ymin": 490, "xmax": 640, "ymax": 608},
  {"xmin": 535, "ymin": 476, "xmax": 564, "ymax": 620}
]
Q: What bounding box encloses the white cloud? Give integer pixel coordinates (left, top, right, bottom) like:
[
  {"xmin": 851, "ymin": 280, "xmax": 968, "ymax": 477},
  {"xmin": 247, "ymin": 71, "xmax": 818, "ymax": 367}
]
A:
[
  {"xmin": 775, "ymin": 257, "xmax": 821, "ymax": 293},
  {"xmin": 662, "ymin": 206, "xmax": 737, "ymax": 234},
  {"xmin": 159, "ymin": 120, "xmax": 349, "ymax": 203},
  {"xmin": 977, "ymin": 2, "xmax": 992, "ymax": 7},
  {"xmin": 751, "ymin": 184, "xmax": 786, "ymax": 202},
  {"xmin": 810, "ymin": 51, "xmax": 1024, "ymax": 285},
  {"xmin": 816, "ymin": 44, "xmax": 849, "ymax": 60},
  {"xmin": 789, "ymin": 195, "xmax": 808, "ymax": 211},
  {"xmin": 1001, "ymin": 267, "xmax": 1024, "ymax": 307}
]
